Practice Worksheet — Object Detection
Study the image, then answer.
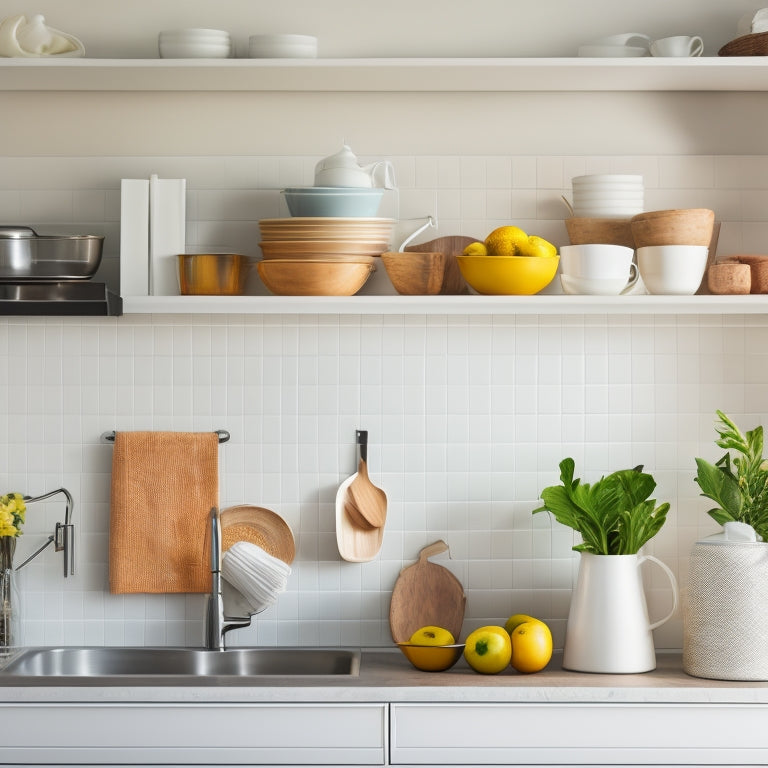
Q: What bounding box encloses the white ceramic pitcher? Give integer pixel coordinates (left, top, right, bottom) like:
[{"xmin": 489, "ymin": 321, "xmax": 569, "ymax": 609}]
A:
[{"xmin": 563, "ymin": 552, "xmax": 678, "ymax": 674}]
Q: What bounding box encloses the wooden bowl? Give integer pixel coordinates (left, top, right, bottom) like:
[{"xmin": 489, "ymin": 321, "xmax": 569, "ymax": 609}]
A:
[
  {"xmin": 630, "ymin": 208, "xmax": 715, "ymax": 247},
  {"xmin": 719, "ymin": 31, "xmax": 768, "ymax": 56},
  {"xmin": 220, "ymin": 505, "xmax": 295, "ymax": 564},
  {"xmin": 564, "ymin": 217, "xmax": 635, "ymax": 248},
  {"xmin": 381, "ymin": 251, "xmax": 468, "ymax": 295},
  {"xmin": 256, "ymin": 259, "xmax": 374, "ymax": 296}
]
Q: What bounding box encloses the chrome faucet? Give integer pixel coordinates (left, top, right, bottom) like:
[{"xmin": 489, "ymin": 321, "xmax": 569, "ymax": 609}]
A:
[
  {"xmin": 205, "ymin": 507, "xmax": 251, "ymax": 650},
  {"xmin": 15, "ymin": 487, "xmax": 75, "ymax": 578}
]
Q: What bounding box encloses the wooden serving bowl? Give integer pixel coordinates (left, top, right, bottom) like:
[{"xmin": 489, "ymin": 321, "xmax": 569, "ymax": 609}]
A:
[
  {"xmin": 564, "ymin": 217, "xmax": 635, "ymax": 248},
  {"xmin": 381, "ymin": 251, "xmax": 468, "ymax": 295},
  {"xmin": 630, "ymin": 208, "xmax": 715, "ymax": 247},
  {"xmin": 256, "ymin": 259, "xmax": 374, "ymax": 296}
]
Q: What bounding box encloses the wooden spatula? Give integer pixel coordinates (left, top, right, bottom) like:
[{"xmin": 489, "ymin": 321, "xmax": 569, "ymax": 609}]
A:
[{"xmin": 346, "ymin": 430, "xmax": 387, "ymax": 529}]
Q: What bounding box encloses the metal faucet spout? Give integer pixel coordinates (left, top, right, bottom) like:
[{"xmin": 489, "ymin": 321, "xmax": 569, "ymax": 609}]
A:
[{"xmin": 205, "ymin": 507, "xmax": 251, "ymax": 650}]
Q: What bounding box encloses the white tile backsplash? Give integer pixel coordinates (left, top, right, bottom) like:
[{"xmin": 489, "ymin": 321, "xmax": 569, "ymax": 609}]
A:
[
  {"xmin": 2, "ymin": 152, "xmax": 768, "ymax": 652},
  {"xmin": 0, "ymin": 312, "xmax": 763, "ymax": 654}
]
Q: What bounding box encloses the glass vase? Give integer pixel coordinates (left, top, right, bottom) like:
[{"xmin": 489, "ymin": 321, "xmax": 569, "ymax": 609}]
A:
[{"xmin": 0, "ymin": 537, "xmax": 18, "ymax": 657}]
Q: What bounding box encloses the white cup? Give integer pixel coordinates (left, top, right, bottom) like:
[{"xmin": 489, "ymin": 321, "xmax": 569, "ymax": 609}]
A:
[
  {"xmin": 561, "ymin": 267, "xmax": 639, "ymax": 295},
  {"xmin": 559, "ymin": 243, "xmax": 636, "ymax": 280},
  {"xmin": 650, "ymin": 35, "xmax": 704, "ymax": 57},
  {"xmin": 636, "ymin": 245, "xmax": 708, "ymax": 294}
]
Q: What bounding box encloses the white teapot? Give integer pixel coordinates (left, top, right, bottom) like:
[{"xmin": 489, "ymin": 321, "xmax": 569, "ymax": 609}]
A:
[
  {"xmin": 0, "ymin": 14, "xmax": 85, "ymax": 57},
  {"xmin": 314, "ymin": 144, "xmax": 396, "ymax": 189}
]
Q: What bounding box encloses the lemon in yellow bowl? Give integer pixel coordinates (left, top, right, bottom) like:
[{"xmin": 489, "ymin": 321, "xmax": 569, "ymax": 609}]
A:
[
  {"xmin": 456, "ymin": 254, "xmax": 559, "ymax": 295},
  {"xmin": 396, "ymin": 642, "xmax": 466, "ymax": 672}
]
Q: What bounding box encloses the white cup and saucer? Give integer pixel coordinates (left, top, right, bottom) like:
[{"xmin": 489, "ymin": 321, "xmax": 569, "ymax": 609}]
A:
[
  {"xmin": 649, "ymin": 35, "xmax": 704, "ymax": 57},
  {"xmin": 559, "ymin": 243, "xmax": 639, "ymax": 295}
]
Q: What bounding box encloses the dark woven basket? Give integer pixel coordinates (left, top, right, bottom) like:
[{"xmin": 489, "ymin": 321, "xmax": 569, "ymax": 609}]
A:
[{"xmin": 719, "ymin": 31, "xmax": 768, "ymax": 56}]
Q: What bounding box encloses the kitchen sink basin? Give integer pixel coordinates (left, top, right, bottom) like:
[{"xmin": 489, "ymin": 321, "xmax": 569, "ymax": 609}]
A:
[{"xmin": 1, "ymin": 647, "xmax": 360, "ymax": 680}]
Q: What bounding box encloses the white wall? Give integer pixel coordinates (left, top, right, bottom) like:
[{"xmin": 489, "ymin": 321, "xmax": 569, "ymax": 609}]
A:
[
  {"xmin": 1, "ymin": 0, "xmax": 766, "ymax": 652},
  {"xmin": 0, "ymin": 0, "xmax": 757, "ymax": 57}
]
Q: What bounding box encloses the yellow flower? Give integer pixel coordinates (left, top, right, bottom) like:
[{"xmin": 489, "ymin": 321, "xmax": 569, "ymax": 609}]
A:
[{"xmin": 0, "ymin": 492, "xmax": 26, "ymax": 538}]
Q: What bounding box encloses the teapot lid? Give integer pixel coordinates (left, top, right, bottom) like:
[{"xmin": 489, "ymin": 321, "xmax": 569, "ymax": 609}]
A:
[{"xmin": 315, "ymin": 144, "xmax": 360, "ymax": 171}]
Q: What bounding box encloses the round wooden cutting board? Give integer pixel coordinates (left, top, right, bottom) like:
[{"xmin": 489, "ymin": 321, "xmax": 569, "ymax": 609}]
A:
[{"xmin": 389, "ymin": 540, "xmax": 467, "ymax": 643}]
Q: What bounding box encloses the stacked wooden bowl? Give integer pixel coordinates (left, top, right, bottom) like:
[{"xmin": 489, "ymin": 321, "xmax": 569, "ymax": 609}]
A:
[{"xmin": 257, "ymin": 217, "xmax": 395, "ymax": 295}]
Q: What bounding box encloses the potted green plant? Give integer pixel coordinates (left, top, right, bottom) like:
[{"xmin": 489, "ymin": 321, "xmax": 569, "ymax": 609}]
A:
[
  {"xmin": 684, "ymin": 411, "xmax": 768, "ymax": 680},
  {"xmin": 694, "ymin": 409, "xmax": 768, "ymax": 540},
  {"xmin": 534, "ymin": 459, "xmax": 677, "ymax": 673}
]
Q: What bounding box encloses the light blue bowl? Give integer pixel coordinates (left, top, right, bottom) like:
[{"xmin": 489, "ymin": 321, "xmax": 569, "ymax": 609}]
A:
[{"xmin": 282, "ymin": 187, "xmax": 384, "ymax": 218}]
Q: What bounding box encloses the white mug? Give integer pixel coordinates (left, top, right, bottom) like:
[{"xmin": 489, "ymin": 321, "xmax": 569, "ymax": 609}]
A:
[
  {"xmin": 650, "ymin": 35, "xmax": 704, "ymax": 57},
  {"xmin": 559, "ymin": 243, "xmax": 635, "ymax": 280}
]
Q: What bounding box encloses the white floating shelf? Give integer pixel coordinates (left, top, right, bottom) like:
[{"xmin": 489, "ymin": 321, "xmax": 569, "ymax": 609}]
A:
[
  {"xmin": 3, "ymin": 57, "xmax": 768, "ymax": 92},
  {"xmin": 120, "ymin": 294, "xmax": 768, "ymax": 316}
]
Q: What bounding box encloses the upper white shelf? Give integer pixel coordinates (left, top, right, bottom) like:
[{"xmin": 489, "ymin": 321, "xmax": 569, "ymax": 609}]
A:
[
  {"xmin": 3, "ymin": 57, "xmax": 768, "ymax": 92},
  {"xmin": 121, "ymin": 294, "xmax": 768, "ymax": 316}
]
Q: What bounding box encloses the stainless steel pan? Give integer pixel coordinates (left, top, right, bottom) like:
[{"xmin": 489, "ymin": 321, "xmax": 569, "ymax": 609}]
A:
[{"xmin": 0, "ymin": 225, "xmax": 104, "ymax": 281}]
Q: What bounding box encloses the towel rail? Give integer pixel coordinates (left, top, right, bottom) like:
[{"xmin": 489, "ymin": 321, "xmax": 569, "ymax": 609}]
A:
[{"xmin": 101, "ymin": 429, "xmax": 230, "ymax": 444}]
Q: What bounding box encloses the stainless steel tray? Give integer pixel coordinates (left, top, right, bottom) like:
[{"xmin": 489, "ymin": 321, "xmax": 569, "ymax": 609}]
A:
[
  {"xmin": 0, "ymin": 282, "xmax": 122, "ymax": 316},
  {"xmin": 0, "ymin": 225, "xmax": 104, "ymax": 281}
]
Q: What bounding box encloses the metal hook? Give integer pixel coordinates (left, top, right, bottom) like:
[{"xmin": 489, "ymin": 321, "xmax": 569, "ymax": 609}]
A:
[{"xmin": 397, "ymin": 215, "xmax": 437, "ymax": 252}]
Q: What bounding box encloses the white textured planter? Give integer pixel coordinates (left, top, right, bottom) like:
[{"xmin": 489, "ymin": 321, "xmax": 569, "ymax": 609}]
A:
[{"xmin": 683, "ymin": 540, "xmax": 768, "ymax": 681}]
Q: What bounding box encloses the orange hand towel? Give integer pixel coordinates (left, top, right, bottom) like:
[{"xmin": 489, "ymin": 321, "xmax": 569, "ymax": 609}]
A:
[{"xmin": 109, "ymin": 431, "xmax": 219, "ymax": 594}]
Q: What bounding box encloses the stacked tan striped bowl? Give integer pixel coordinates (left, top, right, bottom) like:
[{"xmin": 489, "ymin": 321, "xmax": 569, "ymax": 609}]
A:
[{"xmin": 257, "ymin": 217, "xmax": 395, "ymax": 296}]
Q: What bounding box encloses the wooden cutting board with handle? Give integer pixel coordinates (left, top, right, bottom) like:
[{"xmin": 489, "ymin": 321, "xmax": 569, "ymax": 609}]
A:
[
  {"xmin": 404, "ymin": 236, "xmax": 475, "ymax": 295},
  {"xmin": 389, "ymin": 540, "xmax": 466, "ymax": 643}
]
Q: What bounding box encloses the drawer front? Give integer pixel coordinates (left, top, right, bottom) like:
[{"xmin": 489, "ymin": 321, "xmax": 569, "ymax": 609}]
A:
[
  {"xmin": 391, "ymin": 702, "xmax": 768, "ymax": 765},
  {"xmin": 0, "ymin": 703, "xmax": 386, "ymax": 765}
]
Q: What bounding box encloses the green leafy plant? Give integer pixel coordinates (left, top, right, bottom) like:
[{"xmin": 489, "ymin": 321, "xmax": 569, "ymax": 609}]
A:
[
  {"xmin": 694, "ymin": 410, "xmax": 768, "ymax": 541},
  {"xmin": 533, "ymin": 458, "xmax": 670, "ymax": 555}
]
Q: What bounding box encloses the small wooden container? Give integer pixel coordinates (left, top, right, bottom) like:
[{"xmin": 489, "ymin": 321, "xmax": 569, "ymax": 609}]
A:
[
  {"xmin": 707, "ymin": 262, "xmax": 751, "ymax": 295},
  {"xmin": 733, "ymin": 255, "xmax": 768, "ymax": 294}
]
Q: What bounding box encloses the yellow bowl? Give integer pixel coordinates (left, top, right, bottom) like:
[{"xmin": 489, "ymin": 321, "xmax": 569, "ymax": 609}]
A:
[
  {"xmin": 456, "ymin": 254, "xmax": 559, "ymax": 295},
  {"xmin": 396, "ymin": 643, "xmax": 465, "ymax": 672}
]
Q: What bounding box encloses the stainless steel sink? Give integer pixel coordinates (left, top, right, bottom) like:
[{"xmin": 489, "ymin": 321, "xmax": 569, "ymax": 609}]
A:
[{"xmin": 1, "ymin": 647, "xmax": 360, "ymax": 680}]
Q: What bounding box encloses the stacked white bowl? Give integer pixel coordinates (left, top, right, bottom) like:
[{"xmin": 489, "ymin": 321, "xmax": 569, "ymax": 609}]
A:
[
  {"xmin": 248, "ymin": 34, "xmax": 318, "ymax": 58},
  {"xmin": 571, "ymin": 174, "xmax": 644, "ymax": 219},
  {"xmin": 158, "ymin": 28, "xmax": 232, "ymax": 59}
]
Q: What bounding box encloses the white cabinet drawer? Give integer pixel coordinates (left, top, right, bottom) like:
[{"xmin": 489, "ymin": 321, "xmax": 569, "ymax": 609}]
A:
[
  {"xmin": 390, "ymin": 702, "xmax": 768, "ymax": 765},
  {"xmin": 0, "ymin": 703, "xmax": 386, "ymax": 765}
]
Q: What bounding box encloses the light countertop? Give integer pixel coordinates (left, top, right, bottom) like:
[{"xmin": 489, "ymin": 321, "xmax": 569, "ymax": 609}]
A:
[{"xmin": 1, "ymin": 651, "xmax": 768, "ymax": 704}]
